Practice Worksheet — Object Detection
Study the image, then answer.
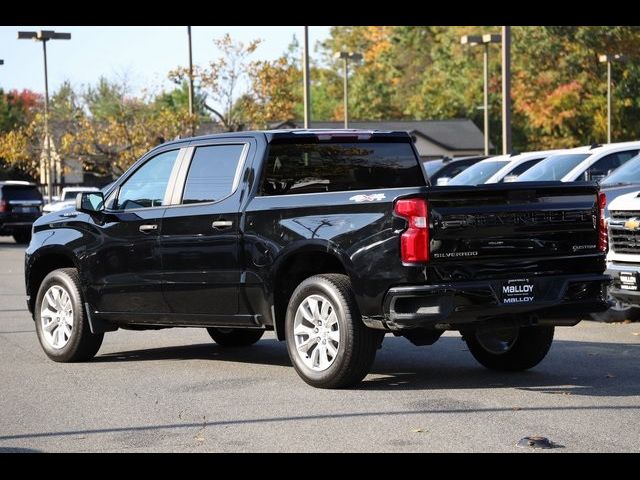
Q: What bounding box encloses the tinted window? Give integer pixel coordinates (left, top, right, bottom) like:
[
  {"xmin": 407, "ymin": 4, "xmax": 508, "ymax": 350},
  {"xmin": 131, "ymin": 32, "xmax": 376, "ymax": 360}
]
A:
[
  {"xmin": 583, "ymin": 150, "xmax": 639, "ymax": 181},
  {"xmin": 431, "ymin": 158, "xmax": 480, "ymax": 183},
  {"xmin": 260, "ymin": 142, "xmax": 425, "ymax": 195},
  {"xmin": 517, "ymin": 153, "xmax": 590, "ymax": 181},
  {"xmin": 602, "ymin": 154, "xmax": 640, "ymax": 185},
  {"xmin": 1, "ymin": 186, "xmax": 42, "ymax": 201},
  {"xmin": 182, "ymin": 144, "xmax": 245, "ymax": 204},
  {"xmin": 116, "ymin": 150, "xmax": 179, "ymax": 210},
  {"xmin": 449, "ymin": 161, "xmax": 507, "ymax": 185},
  {"xmin": 508, "ymin": 158, "xmax": 544, "ymax": 177}
]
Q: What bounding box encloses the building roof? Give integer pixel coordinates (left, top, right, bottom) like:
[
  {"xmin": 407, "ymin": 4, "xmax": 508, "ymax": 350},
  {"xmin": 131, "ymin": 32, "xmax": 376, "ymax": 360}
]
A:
[{"xmin": 269, "ymin": 119, "xmax": 490, "ymax": 151}]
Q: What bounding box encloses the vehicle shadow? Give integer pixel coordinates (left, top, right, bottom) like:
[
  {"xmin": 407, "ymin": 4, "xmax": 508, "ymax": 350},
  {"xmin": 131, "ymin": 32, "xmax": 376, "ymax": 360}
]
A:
[{"xmin": 93, "ymin": 335, "xmax": 640, "ymax": 397}]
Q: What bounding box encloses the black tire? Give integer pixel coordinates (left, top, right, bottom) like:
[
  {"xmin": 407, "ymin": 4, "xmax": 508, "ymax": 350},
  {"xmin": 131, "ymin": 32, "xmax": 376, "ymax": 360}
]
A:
[
  {"xmin": 206, "ymin": 327, "xmax": 264, "ymax": 347},
  {"xmin": 34, "ymin": 268, "xmax": 103, "ymax": 362},
  {"xmin": 285, "ymin": 274, "xmax": 384, "ymax": 389},
  {"xmin": 13, "ymin": 229, "xmax": 31, "ymax": 244},
  {"xmin": 590, "ymin": 296, "xmax": 640, "ymax": 323},
  {"xmin": 464, "ymin": 325, "xmax": 554, "ymax": 372}
]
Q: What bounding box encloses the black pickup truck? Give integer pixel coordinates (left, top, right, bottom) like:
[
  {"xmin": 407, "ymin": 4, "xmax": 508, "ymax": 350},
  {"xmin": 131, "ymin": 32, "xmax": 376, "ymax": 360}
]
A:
[{"xmin": 24, "ymin": 130, "xmax": 610, "ymax": 388}]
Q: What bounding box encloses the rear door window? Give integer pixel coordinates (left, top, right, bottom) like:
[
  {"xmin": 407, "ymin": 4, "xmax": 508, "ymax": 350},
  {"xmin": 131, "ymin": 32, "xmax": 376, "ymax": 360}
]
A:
[
  {"xmin": 181, "ymin": 144, "xmax": 246, "ymax": 204},
  {"xmin": 260, "ymin": 142, "xmax": 425, "ymax": 195},
  {"xmin": 585, "ymin": 150, "xmax": 639, "ymax": 181}
]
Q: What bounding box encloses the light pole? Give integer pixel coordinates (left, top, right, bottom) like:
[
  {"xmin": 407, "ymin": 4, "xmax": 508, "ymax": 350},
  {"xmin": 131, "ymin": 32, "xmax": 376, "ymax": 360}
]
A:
[
  {"xmin": 501, "ymin": 26, "xmax": 512, "ymax": 155},
  {"xmin": 334, "ymin": 51, "xmax": 363, "ymax": 129},
  {"xmin": 461, "ymin": 33, "xmax": 501, "ymax": 155},
  {"xmin": 599, "ymin": 53, "xmax": 625, "ymax": 143},
  {"xmin": 302, "ymin": 26, "xmax": 311, "ymax": 129},
  {"xmin": 187, "ymin": 26, "xmax": 195, "ymax": 134},
  {"xmin": 18, "ymin": 30, "xmax": 71, "ymax": 202}
]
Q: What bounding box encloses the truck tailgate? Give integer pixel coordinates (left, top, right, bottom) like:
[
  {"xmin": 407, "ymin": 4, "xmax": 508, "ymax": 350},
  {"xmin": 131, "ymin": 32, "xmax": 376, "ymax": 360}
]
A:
[{"xmin": 424, "ymin": 182, "xmax": 603, "ymax": 280}]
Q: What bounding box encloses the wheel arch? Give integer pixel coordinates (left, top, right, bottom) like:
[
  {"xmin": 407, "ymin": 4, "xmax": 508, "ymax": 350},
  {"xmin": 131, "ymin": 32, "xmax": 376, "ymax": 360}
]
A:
[
  {"xmin": 26, "ymin": 247, "xmax": 79, "ymax": 316},
  {"xmin": 270, "ymin": 241, "xmax": 357, "ymax": 340}
]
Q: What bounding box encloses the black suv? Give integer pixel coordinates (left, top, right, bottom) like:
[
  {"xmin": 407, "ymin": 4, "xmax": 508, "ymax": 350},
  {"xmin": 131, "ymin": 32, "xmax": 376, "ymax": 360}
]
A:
[
  {"xmin": 0, "ymin": 181, "xmax": 43, "ymax": 243},
  {"xmin": 24, "ymin": 130, "xmax": 610, "ymax": 388}
]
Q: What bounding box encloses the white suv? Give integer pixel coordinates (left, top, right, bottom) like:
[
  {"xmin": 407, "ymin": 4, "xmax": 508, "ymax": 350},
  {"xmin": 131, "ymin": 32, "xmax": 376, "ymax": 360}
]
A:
[
  {"xmin": 517, "ymin": 141, "xmax": 640, "ymax": 183},
  {"xmin": 599, "ymin": 190, "xmax": 640, "ymax": 322},
  {"xmin": 43, "ymin": 187, "xmax": 99, "ymax": 213}
]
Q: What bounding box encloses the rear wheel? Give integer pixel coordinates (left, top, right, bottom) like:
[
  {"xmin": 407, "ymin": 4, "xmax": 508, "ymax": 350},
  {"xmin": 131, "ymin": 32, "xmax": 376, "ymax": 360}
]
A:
[
  {"xmin": 590, "ymin": 296, "xmax": 640, "ymax": 323},
  {"xmin": 285, "ymin": 274, "xmax": 383, "ymax": 389},
  {"xmin": 206, "ymin": 327, "xmax": 264, "ymax": 347},
  {"xmin": 34, "ymin": 268, "xmax": 103, "ymax": 362},
  {"xmin": 13, "ymin": 229, "xmax": 31, "ymax": 244},
  {"xmin": 463, "ymin": 325, "xmax": 554, "ymax": 371}
]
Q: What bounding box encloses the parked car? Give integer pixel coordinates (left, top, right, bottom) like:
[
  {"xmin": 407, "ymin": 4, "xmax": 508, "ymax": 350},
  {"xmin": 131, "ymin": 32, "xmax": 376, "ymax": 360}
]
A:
[
  {"xmin": 598, "ymin": 190, "xmax": 640, "ymax": 322},
  {"xmin": 43, "ymin": 186, "xmax": 100, "ymax": 213},
  {"xmin": 599, "ymin": 153, "xmax": 640, "ymax": 218},
  {"xmin": 516, "ymin": 142, "xmax": 640, "ymax": 183},
  {"xmin": 423, "ymin": 155, "xmax": 488, "ymax": 186},
  {"xmin": 448, "ymin": 150, "xmax": 564, "ymax": 185},
  {"xmin": 25, "ymin": 130, "xmax": 610, "ymax": 388},
  {"xmin": 0, "ymin": 181, "xmax": 43, "ymax": 244}
]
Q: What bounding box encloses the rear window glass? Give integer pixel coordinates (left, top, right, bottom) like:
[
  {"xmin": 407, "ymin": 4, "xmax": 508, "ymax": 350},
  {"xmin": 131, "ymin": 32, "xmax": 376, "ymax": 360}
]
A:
[
  {"xmin": 1, "ymin": 186, "xmax": 42, "ymax": 201},
  {"xmin": 260, "ymin": 142, "xmax": 425, "ymax": 196}
]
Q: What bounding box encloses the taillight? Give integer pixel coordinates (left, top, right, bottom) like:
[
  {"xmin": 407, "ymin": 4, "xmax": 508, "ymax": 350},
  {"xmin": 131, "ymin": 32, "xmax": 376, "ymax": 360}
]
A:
[
  {"xmin": 0, "ymin": 200, "xmax": 9, "ymax": 212},
  {"xmin": 394, "ymin": 198, "xmax": 429, "ymax": 263},
  {"xmin": 597, "ymin": 192, "xmax": 608, "ymax": 252}
]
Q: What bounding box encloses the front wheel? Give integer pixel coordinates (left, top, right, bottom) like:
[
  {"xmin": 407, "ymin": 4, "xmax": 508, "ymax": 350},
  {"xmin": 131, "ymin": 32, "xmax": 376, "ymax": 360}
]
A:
[
  {"xmin": 285, "ymin": 274, "xmax": 383, "ymax": 389},
  {"xmin": 206, "ymin": 327, "xmax": 264, "ymax": 347},
  {"xmin": 34, "ymin": 268, "xmax": 104, "ymax": 362},
  {"xmin": 463, "ymin": 325, "xmax": 554, "ymax": 371}
]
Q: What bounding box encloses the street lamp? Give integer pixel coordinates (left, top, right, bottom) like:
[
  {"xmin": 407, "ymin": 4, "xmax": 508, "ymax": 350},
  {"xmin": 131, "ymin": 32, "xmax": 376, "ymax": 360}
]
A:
[
  {"xmin": 302, "ymin": 26, "xmax": 311, "ymax": 129},
  {"xmin": 17, "ymin": 30, "xmax": 71, "ymax": 202},
  {"xmin": 461, "ymin": 33, "xmax": 501, "ymax": 155},
  {"xmin": 599, "ymin": 53, "xmax": 625, "ymax": 143},
  {"xmin": 334, "ymin": 51, "xmax": 363, "ymax": 129},
  {"xmin": 187, "ymin": 27, "xmax": 195, "ymax": 126}
]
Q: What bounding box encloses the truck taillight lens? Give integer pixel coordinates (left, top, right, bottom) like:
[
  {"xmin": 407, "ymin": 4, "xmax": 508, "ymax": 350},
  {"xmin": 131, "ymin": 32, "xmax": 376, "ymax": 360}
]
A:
[
  {"xmin": 395, "ymin": 198, "xmax": 429, "ymax": 263},
  {"xmin": 0, "ymin": 200, "xmax": 8, "ymax": 212},
  {"xmin": 597, "ymin": 192, "xmax": 608, "ymax": 252}
]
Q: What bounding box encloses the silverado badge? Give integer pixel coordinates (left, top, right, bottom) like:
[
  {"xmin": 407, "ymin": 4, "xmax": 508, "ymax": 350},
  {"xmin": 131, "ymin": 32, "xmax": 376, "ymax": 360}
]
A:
[{"xmin": 624, "ymin": 218, "xmax": 640, "ymax": 231}]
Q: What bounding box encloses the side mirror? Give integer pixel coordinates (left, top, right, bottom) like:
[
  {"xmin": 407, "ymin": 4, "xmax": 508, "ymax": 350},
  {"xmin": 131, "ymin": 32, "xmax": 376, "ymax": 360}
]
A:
[
  {"xmin": 503, "ymin": 174, "xmax": 519, "ymax": 183},
  {"xmin": 76, "ymin": 192, "xmax": 104, "ymax": 213},
  {"xmin": 436, "ymin": 177, "xmax": 450, "ymax": 186}
]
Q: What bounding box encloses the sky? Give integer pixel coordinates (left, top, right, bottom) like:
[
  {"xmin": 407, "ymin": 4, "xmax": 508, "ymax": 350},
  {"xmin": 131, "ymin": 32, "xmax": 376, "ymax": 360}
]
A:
[{"xmin": 1, "ymin": 26, "xmax": 332, "ymax": 96}]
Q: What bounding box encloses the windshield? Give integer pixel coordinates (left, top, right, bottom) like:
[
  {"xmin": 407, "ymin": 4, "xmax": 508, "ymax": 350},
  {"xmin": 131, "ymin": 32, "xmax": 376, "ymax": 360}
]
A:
[
  {"xmin": 448, "ymin": 161, "xmax": 507, "ymax": 185},
  {"xmin": 422, "ymin": 159, "xmax": 444, "ymax": 178},
  {"xmin": 601, "ymin": 154, "xmax": 640, "ymax": 185},
  {"xmin": 517, "ymin": 153, "xmax": 590, "ymax": 181}
]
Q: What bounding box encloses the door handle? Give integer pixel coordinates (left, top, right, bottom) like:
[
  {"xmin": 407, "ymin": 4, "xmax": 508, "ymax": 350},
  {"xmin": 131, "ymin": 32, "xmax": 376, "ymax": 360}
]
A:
[
  {"xmin": 212, "ymin": 220, "xmax": 233, "ymax": 230},
  {"xmin": 139, "ymin": 224, "xmax": 158, "ymax": 233}
]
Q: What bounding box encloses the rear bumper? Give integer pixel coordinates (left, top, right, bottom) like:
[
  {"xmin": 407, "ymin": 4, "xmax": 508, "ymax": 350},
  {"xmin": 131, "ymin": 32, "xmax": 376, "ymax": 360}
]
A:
[
  {"xmin": 606, "ymin": 262, "xmax": 640, "ymax": 305},
  {"xmin": 381, "ymin": 273, "xmax": 611, "ymax": 330}
]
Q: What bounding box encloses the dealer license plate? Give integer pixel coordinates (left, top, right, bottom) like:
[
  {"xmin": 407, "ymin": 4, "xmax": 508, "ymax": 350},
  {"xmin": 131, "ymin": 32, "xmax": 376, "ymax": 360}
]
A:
[
  {"xmin": 501, "ymin": 278, "xmax": 536, "ymax": 304},
  {"xmin": 619, "ymin": 271, "xmax": 639, "ymax": 291}
]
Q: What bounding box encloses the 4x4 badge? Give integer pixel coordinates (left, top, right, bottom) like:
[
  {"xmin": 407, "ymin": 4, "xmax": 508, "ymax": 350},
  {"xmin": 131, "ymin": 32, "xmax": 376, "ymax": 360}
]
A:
[{"xmin": 624, "ymin": 218, "xmax": 640, "ymax": 231}]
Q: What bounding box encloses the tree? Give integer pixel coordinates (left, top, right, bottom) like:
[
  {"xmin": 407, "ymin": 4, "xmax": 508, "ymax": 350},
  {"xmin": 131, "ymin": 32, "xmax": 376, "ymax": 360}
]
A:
[{"xmin": 170, "ymin": 33, "xmax": 261, "ymax": 131}]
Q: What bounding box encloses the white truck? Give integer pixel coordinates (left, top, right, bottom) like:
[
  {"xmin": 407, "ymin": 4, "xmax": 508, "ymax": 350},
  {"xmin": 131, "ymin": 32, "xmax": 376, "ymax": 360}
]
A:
[{"xmin": 600, "ymin": 190, "xmax": 640, "ymax": 322}]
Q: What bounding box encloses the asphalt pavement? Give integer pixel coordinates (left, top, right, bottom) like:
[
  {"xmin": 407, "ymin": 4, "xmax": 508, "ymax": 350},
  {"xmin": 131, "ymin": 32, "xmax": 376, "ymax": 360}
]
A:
[{"xmin": 0, "ymin": 236, "xmax": 639, "ymax": 452}]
